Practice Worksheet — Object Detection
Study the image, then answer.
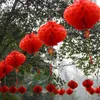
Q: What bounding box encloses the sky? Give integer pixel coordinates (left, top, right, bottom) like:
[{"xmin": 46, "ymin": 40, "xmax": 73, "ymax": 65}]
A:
[{"xmin": 97, "ymin": 0, "xmax": 100, "ymax": 6}]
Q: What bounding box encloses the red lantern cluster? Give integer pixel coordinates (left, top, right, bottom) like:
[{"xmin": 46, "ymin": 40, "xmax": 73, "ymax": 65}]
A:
[
  {"xmin": 38, "ymin": 21, "xmax": 67, "ymax": 46},
  {"xmin": 19, "ymin": 33, "xmax": 43, "ymax": 54},
  {"xmin": 5, "ymin": 51, "xmax": 26, "ymax": 68},
  {"xmin": 64, "ymin": 0, "xmax": 100, "ymax": 30}
]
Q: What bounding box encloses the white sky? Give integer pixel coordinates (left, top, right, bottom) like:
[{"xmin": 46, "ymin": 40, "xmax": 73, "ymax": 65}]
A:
[{"xmin": 97, "ymin": 0, "xmax": 100, "ymax": 6}]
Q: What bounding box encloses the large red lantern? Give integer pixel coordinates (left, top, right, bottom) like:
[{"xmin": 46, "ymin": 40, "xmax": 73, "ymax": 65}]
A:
[
  {"xmin": 5, "ymin": 51, "xmax": 26, "ymax": 68},
  {"xmin": 38, "ymin": 21, "xmax": 67, "ymax": 46},
  {"xmin": 82, "ymin": 79, "xmax": 93, "ymax": 88},
  {"xmin": 64, "ymin": 0, "xmax": 100, "ymax": 30},
  {"xmin": 0, "ymin": 60, "xmax": 13, "ymax": 79},
  {"xmin": 68, "ymin": 80, "xmax": 78, "ymax": 89},
  {"xmin": 19, "ymin": 33, "xmax": 43, "ymax": 54},
  {"xmin": 33, "ymin": 85, "xmax": 42, "ymax": 94}
]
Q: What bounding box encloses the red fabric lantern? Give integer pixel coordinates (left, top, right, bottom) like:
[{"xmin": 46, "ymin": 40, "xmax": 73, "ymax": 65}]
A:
[
  {"xmin": 0, "ymin": 60, "xmax": 13, "ymax": 79},
  {"xmin": 68, "ymin": 80, "xmax": 78, "ymax": 89},
  {"xmin": 95, "ymin": 87, "xmax": 100, "ymax": 94},
  {"xmin": 9, "ymin": 86, "xmax": 17, "ymax": 94},
  {"xmin": 46, "ymin": 84, "xmax": 56, "ymax": 92},
  {"xmin": 6, "ymin": 51, "xmax": 26, "ymax": 68},
  {"xmin": 53, "ymin": 88, "xmax": 58, "ymax": 94},
  {"xmin": 18, "ymin": 86, "xmax": 26, "ymax": 94},
  {"xmin": 64, "ymin": 0, "xmax": 100, "ymax": 30},
  {"xmin": 19, "ymin": 33, "xmax": 43, "ymax": 54},
  {"xmin": 66, "ymin": 88, "xmax": 73, "ymax": 95},
  {"xmin": 82, "ymin": 79, "xmax": 93, "ymax": 88},
  {"xmin": 1, "ymin": 86, "xmax": 9, "ymax": 94},
  {"xmin": 33, "ymin": 85, "xmax": 42, "ymax": 94},
  {"xmin": 86, "ymin": 87, "xmax": 95, "ymax": 95},
  {"xmin": 38, "ymin": 21, "xmax": 67, "ymax": 46},
  {"xmin": 58, "ymin": 88, "xmax": 65, "ymax": 95}
]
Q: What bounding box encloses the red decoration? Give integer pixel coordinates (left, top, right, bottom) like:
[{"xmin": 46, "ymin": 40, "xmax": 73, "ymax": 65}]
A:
[
  {"xmin": 0, "ymin": 60, "xmax": 13, "ymax": 79},
  {"xmin": 18, "ymin": 86, "xmax": 26, "ymax": 94},
  {"xmin": 19, "ymin": 33, "xmax": 43, "ymax": 54},
  {"xmin": 68, "ymin": 80, "xmax": 78, "ymax": 89},
  {"xmin": 66, "ymin": 88, "xmax": 73, "ymax": 95},
  {"xmin": 48, "ymin": 47, "xmax": 55, "ymax": 55},
  {"xmin": 36, "ymin": 67, "xmax": 41, "ymax": 75},
  {"xmin": 84, "ymin": 30, "xmax": 90, "ymax": 39},
  {"xmin": 38, "ymin": 21, "xmax": 67, "ymax": 46},
  {"xmin": 9, "ymin": 86, "xmax": 17, "ymax": 94},
  {"xmin": 46, "ymin": 84, "xmax": 56, "ymax": 92},
  {"xmin": 95, "ymin": 86, "xmax": 100, "ymax": 94},
  {"xmin": 82, "ymin": 79, "xmax": 93, "ymax": 88},
  {"xmin": 53, "ymin": 88, "xmax": 58, "ymax": 94},
  {"xmin": 33, "ymin": 85, "xmax": 42, "ymax": 94},
  {"xmin": 64, "ymin": 0, "xmax": 100, "ymax": 30},
  {"xmin": 86, "ymin": 87, "xmax": 95, "ymax": 95},
  {"xmin": 89, "ymin": 56, "xmax": 93, "ymax": 64},
  {"xmin": 6, "ymin": 51, "xmax": 26, "ymax": 68},
  {"xmin": 1, "ymin": 86, "xmax": 9, "ymax": 94},
  {"xmin": 58, "ymin": 88, "xmax": 65, "ymax": 95}
]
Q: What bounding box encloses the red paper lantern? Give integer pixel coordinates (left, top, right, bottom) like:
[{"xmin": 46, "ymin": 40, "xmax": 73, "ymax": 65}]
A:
[
  {"xmin": 82, "ymin": 79, "xmax": 93, "ymax": 88},
  {"xmin": 68, "ymin": 80, "xmax": 78, "ymax": 89},
  {"xmin": 38, "ymin": 21, "xmax": 67, "ymax": 46},
  {"xmin": 64, "ymin": 0, "xmax": 100, "ymax": 30},
  {"xmin": 46, "ymin": 84, "xmax": 56, "ymax": 92},
  {"xmin": 19, "ymin": 33, "xmax": 43, "ymax": 54},
  {"xmin": 0, "ymin": 60, "xmax": 13, "ymax": 79},
  {"xmin": 9, "ymin": 86, "xmax": 17, "ymax": 94},
  {"xmin": 95, "ymin": 87, "xmax": 100, "ymax": 94},
  {"xmin": 18, "ymin": 86, "xmax": 26, "ymax": 94},
  {"xmin": 58, "ymin": 88, "xmax": 65, "ymax": 95},
  {"xmin": 86, "ymin": 87, "xmax": 95, "ymax": 95},
  {"xmin": 33, "ymin": 85, "xmax": 42, "ymax": 94},
  {"xmin": 6, "ymin": 51, "xmax": 26, "ymax": 68},
  {"xmin": 66, "ymin": 88, "xmax": 73, "ymax": 95},
  {"xmin": 1, "ymin": 86, "xmax": 9, "ymax": 94}
]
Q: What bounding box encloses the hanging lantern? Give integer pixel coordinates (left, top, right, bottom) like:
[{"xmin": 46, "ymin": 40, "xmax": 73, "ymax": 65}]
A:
[
  {"xmin": 46, "ymin": 84, "xmax": 56, "ymax": 92},
  {"xmin": 58, "ymin": 88, "xmax": 65, "ymax": 95},
  {"xmin": 53, "ymin": 88, "xmax": 58, "ymax": 95},
  {"xmin": 1, "ymin": 86, "xmax": 9, "ymax": 94},
  {"xmin": 64, "ymin": 0, "xmax": 100, "ymax": 30},
  {"xmin": 5, "ymin": 51, "xmax": 26, "ymax": 68},
  {"xmin": 33, "ymin": 85, "xmax": 42, "ymax": 94},
  {"xmin": 66, "ymin": 88, "xmax": 73, "ymax": 95},
  {"xmin": 0, "ymin": 60, "xmax": 13, "ymax": 79},
  {"xmin": 19, "ymin": 33, "xmax": 43, "ymax": 54},
  {"xmin": 68, "ymin": 80, "xmax": 78, "ymax": 89},
  {"xmin": 82, "ymin": 79, "xmax": 93, "ymax": 88},
  {"xmin": 9, "ymin": 86, "xmax": 17, "ymax": 94},
  {"xmin": 95, "ymin": 87, "xmax": 100, "ymax": 94},
  {"xmin": 86, "ymin": 87, "xmax": 95, "ymax": 95},
  {"xmin": 18, "ymin": 86, "xmax": 26, "ymax": 94},
  {"xmin": 38, "ymin": 21, "xmax": 67, "ymax": 46}
]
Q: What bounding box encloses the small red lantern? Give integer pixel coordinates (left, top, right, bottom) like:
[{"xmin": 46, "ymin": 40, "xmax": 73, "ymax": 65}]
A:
[
  {"xmin": 33, "ymin": 85, "xmax": 42, "ymax": 94},
  {"xmin": 46, "ymin": 84, "xmax": 56, "ymax": 92},
  {"xmin": 53, "ymin": 88, "xmax": 58, "ymax": 95},
  {"xmin": 64, "ymin": 0, "xmax": 100, "ymax": 30},
  {"xmin": 82, "ymin": 79, "xmax": 93, "ymax": 88},
  {"xmin": 58, "ymin": 88, "xmax": 65, "ymax": 95},
  {"xmin": 5, "ymin": 51, "xmax": 26, "ymax": 68},
  {"xmin": 95, "ymin": 87, "xmax": 100, "ymax": 94},
  {"xmin": 0, "ymin": 60, "xmax": 13, "ymax": 79},
  {"xmin": 19, "ymin": 33, "xmax": 43, "ymax": 54},
  {"xmin": 66, "ymin": 88, "xmax": 73, "ymax": 95},
  {"xmin": 86, "ymin": 87, "xmax": 95, "ymax": 95},
  {"xmin": 9, "ymin": 86, "xmax": 17, "ymax": 94},
  {"xmin": 18, "ymin": 86, "xmax": 26, "ymax": 94},
  {"xmin": 1, "ymin": 86, "xmax": 9, "ymax": 94},
  {"xmin": 68, "ymin": 80, "xmax": 78, "ymax": 89},
  {"xmin": 38, "ymin": 21, "xmax": 67, "ymax": 46}
]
